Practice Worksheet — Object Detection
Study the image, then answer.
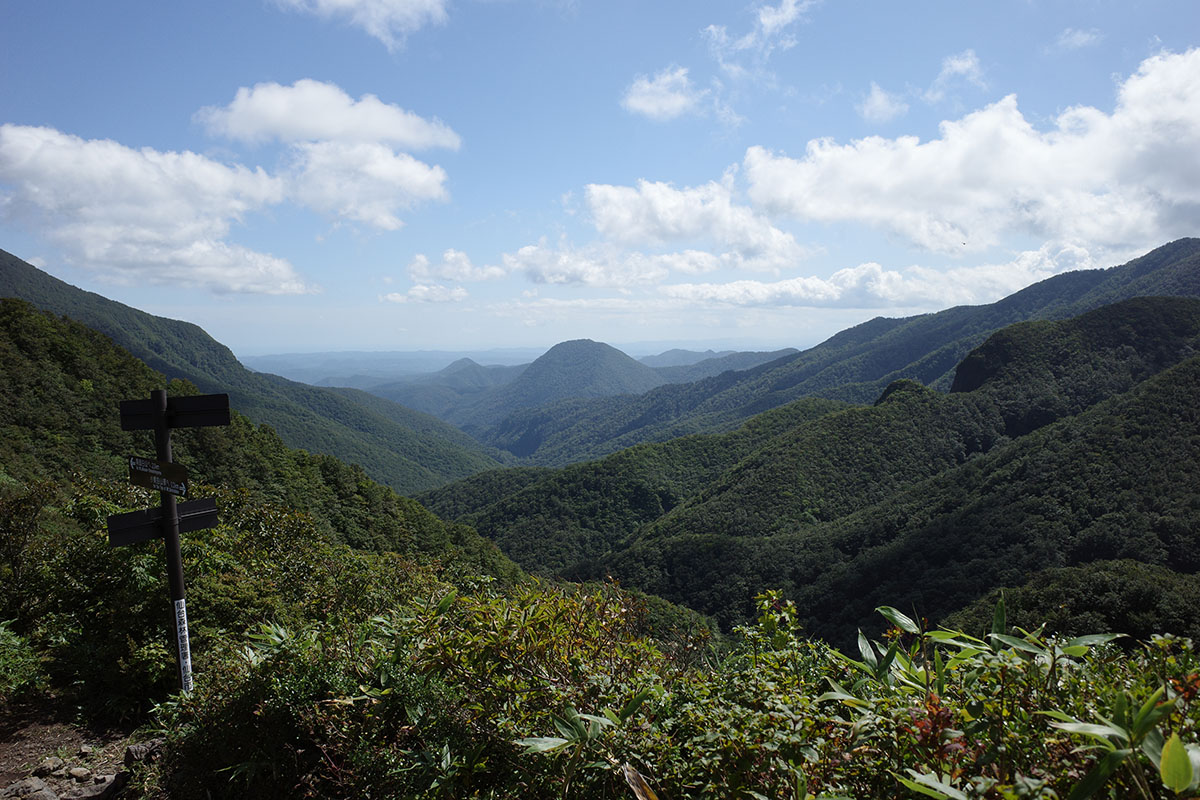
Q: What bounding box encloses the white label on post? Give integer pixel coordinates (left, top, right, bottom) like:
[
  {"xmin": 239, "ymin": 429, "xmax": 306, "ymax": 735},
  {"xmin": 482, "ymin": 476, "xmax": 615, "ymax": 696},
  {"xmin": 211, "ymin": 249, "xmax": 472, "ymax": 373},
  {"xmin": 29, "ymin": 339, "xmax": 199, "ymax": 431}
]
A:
[{"xmin": 174, "ymin": 598, "xmax": 193, "ymax": 693}]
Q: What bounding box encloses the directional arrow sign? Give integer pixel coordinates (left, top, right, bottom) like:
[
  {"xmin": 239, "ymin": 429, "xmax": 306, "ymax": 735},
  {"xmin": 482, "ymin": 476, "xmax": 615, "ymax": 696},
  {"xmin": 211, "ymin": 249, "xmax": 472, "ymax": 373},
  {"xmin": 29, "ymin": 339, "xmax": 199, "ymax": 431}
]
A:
[
  {"xmin": 107, "ymin": 498, "xmax": 219, "ymax": 547},
  {"xmin": 128, "ymin": 456, "xmax": 189, "ymax": 497},
  {"xmin": 120, "ymin": 393, "xmax": 231, "ymax": 431}
]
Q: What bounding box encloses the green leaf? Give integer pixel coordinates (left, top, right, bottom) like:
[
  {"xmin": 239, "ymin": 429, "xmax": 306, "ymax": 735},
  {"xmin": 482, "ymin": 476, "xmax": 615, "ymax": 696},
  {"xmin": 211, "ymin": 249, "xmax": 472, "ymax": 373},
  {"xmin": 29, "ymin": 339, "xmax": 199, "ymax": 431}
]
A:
[
  {"xmin": 435, "ymin": 590, "xmax": 457, "ymax": 616},
  {"xmin": 1051, "ymin": 720, "xmax": 1126, "ymax": 745},
  {"xmin": 876, "ymin": 606, "xmax": 920, "ymax": 634},
  {"xmin": 1064, "ymin": 633, "xmax": 1125, "ymax": 648},
  {"xmin": 515, "ymin": 737, "xmax": 570, "ymax": 754},
  {"xmin": 1160, "ymin": 733, "xmax": 1193, "ymax": 792},
  {"xmin": 1066, "ymin": 749, "xmax": 1131, "ymax": 800},
  {"xmin": 1130, "ymin": 688, "xmax": 1170, "ymax": 740},
  {"xmin": 619, "ymin": 687, "xmax": 652, "ymax": 723},
  {"xmin": 988, "ymin": 633, "xmax": 1046, "ymax": 655},
  {"xmin": 857, "ymin": 629, "xmax": 878, "ymax": 670},
  {"xmin": 991, "ymin": 591, "xmax": 1006, "ymax": 637},
  {"xmin": 894, "ymin": 770, "xmax": 968, "ymax": 800}
]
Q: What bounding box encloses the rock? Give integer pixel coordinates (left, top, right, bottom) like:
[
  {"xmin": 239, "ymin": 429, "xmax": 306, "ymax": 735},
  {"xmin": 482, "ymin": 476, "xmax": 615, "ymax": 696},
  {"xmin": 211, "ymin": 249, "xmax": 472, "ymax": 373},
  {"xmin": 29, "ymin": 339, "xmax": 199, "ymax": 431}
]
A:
[
  {"xmin": 67, "ymin": 768, "xmax": 90, "ymax": 783},
  {"xmin": 77, "ymin": 746, "xmax": 93, "ymax": 756},
  {"xmin": 31, "ymin": 758, "xmax": 62, "ymax": 778},
  {"xmin": 58, "ymin": 774, "xmax": 126, "ymax": 800},
  {"xmin": 0, "ymin": 776, "xmax": 58, "ymax": 799},
  {"xmin": 122, "ymin": 738, "xmax": 164, "ymax": 768}
]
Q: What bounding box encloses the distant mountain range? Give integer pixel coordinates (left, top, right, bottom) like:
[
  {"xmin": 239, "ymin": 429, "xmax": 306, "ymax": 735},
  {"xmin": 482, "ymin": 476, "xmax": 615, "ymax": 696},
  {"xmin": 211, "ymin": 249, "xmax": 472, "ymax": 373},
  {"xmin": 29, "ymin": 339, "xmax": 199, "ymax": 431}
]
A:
[{"xmin": 466, "ymin": 238, "xmax": 1200, "ymax": 466}]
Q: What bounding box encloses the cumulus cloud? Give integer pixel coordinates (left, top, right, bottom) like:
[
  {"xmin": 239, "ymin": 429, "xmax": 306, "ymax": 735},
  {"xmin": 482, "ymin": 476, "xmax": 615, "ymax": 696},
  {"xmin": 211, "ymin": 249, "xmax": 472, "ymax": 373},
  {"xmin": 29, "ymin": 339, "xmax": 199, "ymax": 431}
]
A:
[
  {"xmin": 199, "ymin": 80, "xmax": 455, "ymax": 230},
  {"xmin": 288, "ymin": 141, "xmax": 447, "ymax": 230},
  {"xmin": 273, "ymin": 0, "xmax": 448, "ymax": 50},
  {"xmin": 1054, "ymin": 28, "xmax": 1103, "ymax": 51},
  {"xmin": 0, "ymin": 124, "xmax": 312, "ymax": 294},
  {"xmin": 857, "ymin": 82, "xmax": 909, "ymax": 123},
  {"xmin": 408, "ymin": 249, "xmax": 506, "ymax": 283},
  {"xmin": 744, "ymin": 48, "xmax": 1200, "ymax": 254},
  {"xmin": 923, "ymin": 49, "xmax": 985, "ymax": 103},
  {"xmin": 622, "ymin": 66, "xmax": 706, "ymax": 121},
  {"xmin": 382, "ymin": 283, "xmax": 468, "ymax": 303},
  {"xmin": 660, "ymin": 242, "xmax": 1098, "ymax": 309},
  {"xmin": 586, "ymin": 178, "xmax": 809, "ymax": 272},
  {"xmin": 502, "ymin": 239, "xmax": 673, "ymax": 288},
  {"xmin": 196, "ymin": 79, "xmax": 460, "ymax": 150}
]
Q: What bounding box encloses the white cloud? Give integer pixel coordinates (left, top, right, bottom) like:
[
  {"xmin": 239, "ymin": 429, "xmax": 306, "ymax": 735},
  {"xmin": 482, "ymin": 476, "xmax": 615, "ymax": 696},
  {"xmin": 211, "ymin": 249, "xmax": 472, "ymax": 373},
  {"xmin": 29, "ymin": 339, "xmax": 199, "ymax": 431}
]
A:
[
  {"xmin": 586, "ymin": 178, "xmax": 809, "ymax": 272},
  {"xmin": 1054, "ymin": 28, "xmax": 1103, "ymax": 51},
  {"xmin": 288, "ymin": 141, "xmax": 447, "ymax": 230},
  {"xmin": 622, "ymin": 66, "xmax": 706, "ymax": 121},
  {"xmin": 273, "ymin": 0, "xmax": 448, "ymax": 50},
  {"xmin": 197, "ymin": 79, "xmax": 460, "ymax": 150},
  {"xmin": 408, "ymin": 249, "xmax": 506, "ymax": 283},
  {"xmin": 0, "ymin": 124, "xmax": 312, "ymax": 294},
  {"xmin": 744, "ymin": 48, "xmax": 1200, "ymax": 254},
  {"xmin": 383, "ymin": 283, "xmax": 468, "ymax": 303},
  {"xmin": 660, "ymin": 242, "xmax": 1098, "ymax": 309},
  {"xmin": 503, "ymin": 239, "xmax": 672, "ymax": 288},
  {"xmin": 857, "ymin": 82, "xmax": 909, "ymax": 123},
  {"xmin": 705, "ymin": 0, "xmax": 819, "ymax": 74},
  {"xmin": 923, "ymin": 49, "xmax": 985, "ymax": 104}
]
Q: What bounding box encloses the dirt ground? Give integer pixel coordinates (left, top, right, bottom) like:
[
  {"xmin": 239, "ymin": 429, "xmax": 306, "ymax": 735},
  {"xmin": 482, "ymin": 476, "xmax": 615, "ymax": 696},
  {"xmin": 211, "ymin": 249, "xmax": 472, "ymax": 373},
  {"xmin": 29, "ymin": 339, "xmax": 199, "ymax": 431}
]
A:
[{"xmin": 0, "ymin": 697, "xmax": 134, "ymax": 793}]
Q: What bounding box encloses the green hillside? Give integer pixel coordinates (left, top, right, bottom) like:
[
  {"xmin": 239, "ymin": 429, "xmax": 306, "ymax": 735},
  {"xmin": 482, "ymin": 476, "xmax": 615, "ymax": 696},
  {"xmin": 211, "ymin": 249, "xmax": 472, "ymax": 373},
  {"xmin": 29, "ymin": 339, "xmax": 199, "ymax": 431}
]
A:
[
  {"xmin": 0, "ymin": 249, "xmax": 506, "ymax": 494},
  {"xmin": 447, "ymin": 339, "xmax": 670, "ymax": 433},
  {"xmin": 419, "ymin": 396, "xmax": 847, "ymax": 572},
  {"xmin": 0, "ymin": 297, "xmax": 518, "ymax": 577},
  {"xmin": 604, "ymin": 300, "xmax": 1200, "ymax": 641},
  {"xmin": 478, "ymin": 239, "xmax": 1200, "ymax": 465}
]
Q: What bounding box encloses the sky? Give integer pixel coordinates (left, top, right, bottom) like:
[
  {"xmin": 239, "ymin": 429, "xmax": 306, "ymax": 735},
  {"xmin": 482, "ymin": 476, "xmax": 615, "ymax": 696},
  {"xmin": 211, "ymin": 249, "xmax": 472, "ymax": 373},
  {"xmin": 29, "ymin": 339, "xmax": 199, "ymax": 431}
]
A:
[{"xmin": 2, "ymin": 1, "xmax": 1199, "ymax": 358}]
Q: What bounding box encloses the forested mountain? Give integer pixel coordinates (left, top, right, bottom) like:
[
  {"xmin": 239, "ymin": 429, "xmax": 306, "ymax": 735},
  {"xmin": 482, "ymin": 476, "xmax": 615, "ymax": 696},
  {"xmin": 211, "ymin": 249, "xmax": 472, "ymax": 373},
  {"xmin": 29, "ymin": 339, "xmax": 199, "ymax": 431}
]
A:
[
  {"xmin": 473, "ymin": 239, "xmax": 1200, "ymax": 465},
  {"xmin": 424, "ymin": 295, "xmax": 1200, "ymax": 646},
  {"xmin": 444, "ymin": 339, "xmax": 671, "ymax": 432},
  {"xmin": 0, "ymin": 298, "xmax": 518, "ymax": 575},
  {"xmin": 0, "ymin": 249, "xmax": 507, "ymax": 494}
]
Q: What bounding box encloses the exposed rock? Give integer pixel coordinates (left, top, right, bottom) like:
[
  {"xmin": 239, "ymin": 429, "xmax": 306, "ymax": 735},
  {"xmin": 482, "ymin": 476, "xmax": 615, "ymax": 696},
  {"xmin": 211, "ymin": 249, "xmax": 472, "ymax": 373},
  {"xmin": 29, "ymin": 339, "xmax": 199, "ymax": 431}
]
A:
[
  {"xmin": 66, "ymin": 769, "xmax": 90, "ymax": 784},
  {"xmin": 122, "ymin": 738, "xmax": 163, "ymax": 769},
  {"xmin": 76, "ymin": 747, "xmax": 92, "ymax": 757},
  {"xmin": 1, "ymin": 776, "xmax": 58, "ymax": 799},
  {"xmin": 30, "ymin": 759, "xmax": 61, "ymax": 779}
]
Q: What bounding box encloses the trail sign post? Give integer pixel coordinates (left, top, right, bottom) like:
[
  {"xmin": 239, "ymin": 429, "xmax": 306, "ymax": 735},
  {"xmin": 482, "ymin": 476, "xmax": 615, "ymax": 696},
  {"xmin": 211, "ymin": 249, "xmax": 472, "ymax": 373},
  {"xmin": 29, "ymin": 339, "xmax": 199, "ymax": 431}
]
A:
[{"xmin": 107, "ymin": 389, "xmax": 230, "ymax": 693}]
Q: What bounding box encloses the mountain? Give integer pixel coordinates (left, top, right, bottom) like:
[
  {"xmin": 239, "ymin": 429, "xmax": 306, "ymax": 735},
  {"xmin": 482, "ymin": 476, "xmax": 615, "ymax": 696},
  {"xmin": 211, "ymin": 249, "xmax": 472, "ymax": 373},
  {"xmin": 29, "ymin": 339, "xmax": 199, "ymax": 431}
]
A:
[
  {"xmin": 0, "ymin": 249, "xmax": 507, "ymax": 494},
  {"xmin": 366, "ymin": 358, "xmax": 528, "ymax": 417},
  {"xmin": 473, "ymin": 239, "xmax": 1200, "ymax": 465},
  {"xmin": 0, "ymin": 297, "xmax": 520, "ymax": 579},
  {"xmin": 422, "ymin": 294, "xmax": 1200, "ymax": 645},
  {"xmin": 639, "ymin": 348, "xmax": 735, "ymax": 367},
  {"xmin": 446, "ymin": 339, "xmax": 670, "ymax": 433},
  {"xmin": 649, "ymin": 347, "xmax": 800, "ymax": 383}
]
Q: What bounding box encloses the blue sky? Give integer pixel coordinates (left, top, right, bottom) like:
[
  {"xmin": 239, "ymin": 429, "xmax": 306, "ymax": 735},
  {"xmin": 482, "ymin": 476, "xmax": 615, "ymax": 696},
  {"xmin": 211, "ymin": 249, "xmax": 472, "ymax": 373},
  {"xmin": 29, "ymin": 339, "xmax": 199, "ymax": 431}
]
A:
[{"xmin": 2, "ymin": 1, "xmax": 1199, "ymax": 357}]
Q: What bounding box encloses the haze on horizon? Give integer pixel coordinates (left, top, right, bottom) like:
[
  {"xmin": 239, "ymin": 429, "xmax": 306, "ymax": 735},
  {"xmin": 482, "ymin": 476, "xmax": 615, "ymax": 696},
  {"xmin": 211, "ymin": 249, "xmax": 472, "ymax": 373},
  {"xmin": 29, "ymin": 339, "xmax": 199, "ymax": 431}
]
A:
[{"xmin": 2, "ymin": 1, "xmax": 1199, "ymax": 356}]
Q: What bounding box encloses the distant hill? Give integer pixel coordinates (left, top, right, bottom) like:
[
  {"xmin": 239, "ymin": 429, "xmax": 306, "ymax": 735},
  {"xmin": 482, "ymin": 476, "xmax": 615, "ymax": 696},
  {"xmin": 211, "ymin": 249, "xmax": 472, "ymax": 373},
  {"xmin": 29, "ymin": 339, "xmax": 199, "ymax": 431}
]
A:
[
  {"xmin": 0, "ymin": 249, "xmax": 507, "ymax": 494},
  {"xmin": 475, "ymin": 239, "xmax": 1200, "ymax": 465},
  {"xmin": 638, "ymin": 348, "xmax": 735, "ymax": 367},
  {"xmin": 367, "ymin": 358, "xmax": 527, "ymax": 417},
  {"xmin": 445, "ymin": 339, "xmax": 670, "ymax": 433}
]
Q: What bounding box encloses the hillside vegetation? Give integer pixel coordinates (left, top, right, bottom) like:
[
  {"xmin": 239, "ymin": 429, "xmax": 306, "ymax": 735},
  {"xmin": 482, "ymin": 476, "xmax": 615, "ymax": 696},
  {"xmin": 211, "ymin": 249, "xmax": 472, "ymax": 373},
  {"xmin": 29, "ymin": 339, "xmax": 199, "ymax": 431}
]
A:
[
  {"xmin": 428, "ymin": 295, "xmax": 1200, "ymax": 647},
  {"xmin": 0, "ymin": 250, "xmax": 508, "ymax": 494}
]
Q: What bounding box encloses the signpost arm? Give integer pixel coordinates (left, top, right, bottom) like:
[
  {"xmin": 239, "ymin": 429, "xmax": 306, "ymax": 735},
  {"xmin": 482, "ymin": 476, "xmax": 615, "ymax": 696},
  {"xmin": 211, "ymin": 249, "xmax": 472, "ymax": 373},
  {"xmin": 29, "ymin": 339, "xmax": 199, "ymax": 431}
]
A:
[{"xmin": 153, "ymin": 389, "xmax": 193, "ymax": 693}]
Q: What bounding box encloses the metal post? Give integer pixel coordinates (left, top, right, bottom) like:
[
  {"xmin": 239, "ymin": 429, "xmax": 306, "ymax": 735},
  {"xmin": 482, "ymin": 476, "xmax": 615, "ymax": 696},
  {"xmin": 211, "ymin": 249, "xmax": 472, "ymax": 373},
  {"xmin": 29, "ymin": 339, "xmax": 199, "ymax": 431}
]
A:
[{"xmin": 153, "ymin": 389, "xmax": 192, "ymax": 693}]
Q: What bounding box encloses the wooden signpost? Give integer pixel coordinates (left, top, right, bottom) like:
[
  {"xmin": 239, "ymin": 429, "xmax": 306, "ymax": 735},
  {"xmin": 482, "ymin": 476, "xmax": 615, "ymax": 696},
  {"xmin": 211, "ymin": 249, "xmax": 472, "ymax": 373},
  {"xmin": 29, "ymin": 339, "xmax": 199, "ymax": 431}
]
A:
[{"xmin": 106, "ymin": 388, "xmax": 230, "ymax": 693}]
